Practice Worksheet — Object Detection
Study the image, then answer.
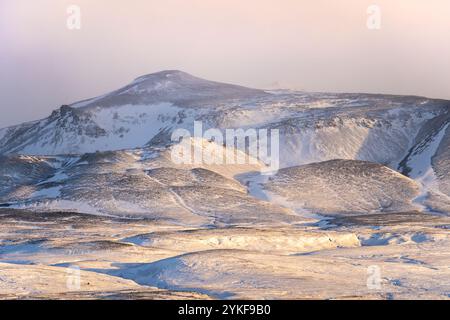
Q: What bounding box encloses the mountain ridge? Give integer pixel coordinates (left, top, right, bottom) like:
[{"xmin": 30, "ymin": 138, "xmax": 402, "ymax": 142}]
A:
[{"xmin": 0, "ymin": 71, "xmax": 449, "ymax": 197}]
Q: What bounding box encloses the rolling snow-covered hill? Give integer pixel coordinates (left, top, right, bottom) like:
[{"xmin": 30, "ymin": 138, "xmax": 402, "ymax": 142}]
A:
[{"xmin": 260, "ymin": 159, "xmax": 421, "ymax": 216}]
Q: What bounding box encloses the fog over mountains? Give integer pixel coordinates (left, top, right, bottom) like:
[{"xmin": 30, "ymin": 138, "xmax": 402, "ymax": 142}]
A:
[{"xmin": 1, "ymin": 71, "xmax": 449, "ymax": 299}]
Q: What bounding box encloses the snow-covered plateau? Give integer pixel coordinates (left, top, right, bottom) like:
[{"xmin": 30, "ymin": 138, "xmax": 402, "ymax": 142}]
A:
[{"xmin": 0, "ymin": 71, "xmax": 449, "ymax": 299}]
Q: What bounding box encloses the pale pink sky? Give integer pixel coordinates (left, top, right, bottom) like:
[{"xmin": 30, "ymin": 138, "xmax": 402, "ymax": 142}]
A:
[{"xmin": 1, "ymin": 0, "xmax": 449, "ymax": 127}]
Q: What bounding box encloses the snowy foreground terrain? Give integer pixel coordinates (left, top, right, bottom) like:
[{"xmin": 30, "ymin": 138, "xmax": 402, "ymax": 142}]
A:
[{"xmin": 0, "ymin": 71, "xmax": 449, "ymax": 299}]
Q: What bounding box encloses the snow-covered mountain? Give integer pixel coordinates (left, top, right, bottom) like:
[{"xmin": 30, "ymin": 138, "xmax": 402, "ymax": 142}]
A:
[
  {"xmin": 1, "ymin": 70, "xmax": 450, "ymax": 216},
  {"xmin": 0, "ymin": 70, "xmax": 448, "ymax": 168},
  {"xmin": 2, "ymin": 71, "xmax": 450, "ymax": 299},
  {"xmin": 72, "ymin": 70, "xmax": 269, "ymax": 109},
  {"xmin": 0, "ymin": 70, "xmax": 267, "ymax": 155}
]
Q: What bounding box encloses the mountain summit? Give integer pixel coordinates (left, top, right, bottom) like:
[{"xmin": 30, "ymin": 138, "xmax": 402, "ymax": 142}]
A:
[{"xmin": 71, "ymin": 70, "xmax": 267, "ymax": 109}]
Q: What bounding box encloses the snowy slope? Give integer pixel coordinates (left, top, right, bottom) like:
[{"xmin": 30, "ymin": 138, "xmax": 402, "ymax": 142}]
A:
[
  {"xmin": 398, "ymin": 111, "xmax": 450, "ymax": 212},
  {"xmin": 259, "ymin": 160, "xmax": 421, "ymax": 216},
  {"xmin": 0, "ymin": 103, "xmax": 199, "ymax": 155}
]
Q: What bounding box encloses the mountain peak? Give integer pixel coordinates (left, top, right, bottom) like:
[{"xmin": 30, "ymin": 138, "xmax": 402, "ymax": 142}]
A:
[
  {"xmin": 129, "ymin": 70, "xmax": 213, "ymax": 88},
  {"xmin": 133, "ymin": 70, "xmax": 190, "ymax": 81},
  {"xmin": 71, "ymin": 70, "xmax": 267, "ymax": 109}
]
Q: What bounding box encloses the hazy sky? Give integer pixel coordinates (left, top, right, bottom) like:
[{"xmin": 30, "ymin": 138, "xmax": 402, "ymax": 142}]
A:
[{"xmin": 1, "ymin": 0, "xmax": 449, "ymax": 127}]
